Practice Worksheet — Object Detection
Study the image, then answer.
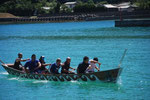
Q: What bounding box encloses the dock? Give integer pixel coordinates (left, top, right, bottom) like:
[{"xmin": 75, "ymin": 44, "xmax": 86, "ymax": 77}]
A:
[{"xmin": 115, "ymin": 19, "xmax": 150, "ymax": 27}]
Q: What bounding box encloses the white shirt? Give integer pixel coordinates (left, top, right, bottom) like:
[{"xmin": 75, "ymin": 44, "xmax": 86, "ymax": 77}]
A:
[{"xmin": 86, "ymin": 60, "xmax": 96, "ymax": 72}]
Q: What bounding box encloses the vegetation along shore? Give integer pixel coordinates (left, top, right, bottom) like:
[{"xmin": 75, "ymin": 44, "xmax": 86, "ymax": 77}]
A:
[{"xmin": 0, "ymin": 0, "xmax": 150, "ymax": 24}]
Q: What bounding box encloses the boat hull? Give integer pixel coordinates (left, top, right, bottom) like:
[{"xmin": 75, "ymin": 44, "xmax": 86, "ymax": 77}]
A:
[{"xmin": 1, "ymin": 64, "xmax": 122, "ymax": 82}]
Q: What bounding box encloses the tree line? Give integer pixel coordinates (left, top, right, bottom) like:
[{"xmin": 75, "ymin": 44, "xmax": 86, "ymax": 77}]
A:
[{"xmin": 0, "ymin": 0, "xmax": 150, "ymax": 16}]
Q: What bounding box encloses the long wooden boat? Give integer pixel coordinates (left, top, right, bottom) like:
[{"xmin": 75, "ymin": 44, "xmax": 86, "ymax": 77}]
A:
[
  {"xmin": 1, "ymin": 49, "xmax": 127, "ymax": 83},
  {"xmin": 1, "ymin": 64, "xmax": 123, "ymax": 82}
]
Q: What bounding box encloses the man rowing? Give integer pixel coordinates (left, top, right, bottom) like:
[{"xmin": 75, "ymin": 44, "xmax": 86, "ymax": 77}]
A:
[
  {"xmin": 13, "ymin": 53, "xmax": 30, "ymax": 71},
  {"xmin": 86, "ymin": 57, "xmax": 101, "ymax": 73},
  {"xmin": 61, "ymin": 57, "xmax": 75, "ymax": 74},
  {"xmin": 77, "ymin": 56, "xmax": 90, "ymax": 74},
  {"xmin": 24, "ymin": 54, "xmax": 41, "ymax": 74},
  {"xmin": 39, "ymin": 56, "xmax": 51, "ymax": 74},
  {"xmin": 50, "ymin": 58, "xmax": 61, "ymax": 74}
]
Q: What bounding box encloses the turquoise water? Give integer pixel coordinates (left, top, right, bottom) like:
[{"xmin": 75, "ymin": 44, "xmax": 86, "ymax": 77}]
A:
[{"xmin": 0, "ymin": 21, "xmax": 150, "ymax": 100}]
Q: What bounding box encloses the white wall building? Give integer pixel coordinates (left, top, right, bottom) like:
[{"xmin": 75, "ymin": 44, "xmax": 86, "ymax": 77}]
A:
[
  {"xmin": 104, "ymin": 2, "xmax": 137, "ymax": 12},
  {"xmin": 64, "ymin": 2, "xmax": 77, "ymax": 9}
]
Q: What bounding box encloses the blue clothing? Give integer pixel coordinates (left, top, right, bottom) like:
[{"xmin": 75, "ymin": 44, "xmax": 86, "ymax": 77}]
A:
[
  {"xmin": 50, "ymin": 63, "xmax": 60, "ymax": 74},
  {"xmin": 24, "ymin": 60, "xmax": 39, "ymax": 73}
]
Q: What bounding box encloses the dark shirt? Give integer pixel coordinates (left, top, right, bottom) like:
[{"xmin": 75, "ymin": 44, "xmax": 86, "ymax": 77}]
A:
[
  {"xmin": 14, "ymin": 60, "xmax": 22, "ymax": 70},
  {"xmin": 77, "ymin": 62, "xmax": 89, "ymax": 74},
  {"xmin": 61, "ymin": 61, "xmax": 70, "ymax": 74},
  {"xmin": 39, "ymin": 60, "xmax": 46, "ymax": 71},
  {"xmin": 50, "ymin": 63, "xmax": 60, "ymax": 74},
  {"xmin": 24, "ymin": 60, "xmax": 39, "ymax": 73}
]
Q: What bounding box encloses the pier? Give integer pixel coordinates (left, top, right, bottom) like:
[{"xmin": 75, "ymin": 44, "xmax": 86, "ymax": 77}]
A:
[
  {"xmin": 0, "ymin": 16, "xmax": 76, "ymax": 23},
  {"xmin": 115, "ymin": 19, "xmax": 150, "ymax": 27},
  {"xmin": 0, "ymin": 10, "xmax": 150, "ymax": 24}
]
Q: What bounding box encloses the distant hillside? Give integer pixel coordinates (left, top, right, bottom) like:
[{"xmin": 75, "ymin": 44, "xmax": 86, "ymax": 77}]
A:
[
  {"xmin": 0, "ymin": 0, "xmax": 133, "ymax": 4},
  {"xmin": 0, "ymin": 0, "xmax": 149, "ymax": 17},
  {"xmin": 57, "ymin": 0, "xmax": 132, "ymax": 3}
]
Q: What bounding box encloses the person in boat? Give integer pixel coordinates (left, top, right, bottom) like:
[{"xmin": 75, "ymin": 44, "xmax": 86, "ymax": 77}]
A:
[
  {"xmin": 61, "ymin": 57, "xmax": 75, "ymax": 74},
  {"xmin": 38, "ymin": 56, "xmax": 51, "ymax": 74},
  {"xmin": 50, "ymin": 58, "xmax": 61, "ymax": 74},
  {"xmin": 13, "ymin": 53, "xmax": 30, "ymax": 71},
  {"xmin": 77, "ymin": 56, "xmax": 90, "ymax": 74},
  {"xmin": 86, "ymin": 57, "xmax": 101, "ymax": 73},
  {"xmin": 24, "ymin": 54, "xmax": 41, "ymax": 74}
]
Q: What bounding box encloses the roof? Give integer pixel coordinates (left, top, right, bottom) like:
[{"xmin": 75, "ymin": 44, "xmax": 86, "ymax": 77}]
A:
[
  {"xmin": 118, "ymin": 5, "xmax": 130, "ymax": 9},
  {"xmin": 64, "ymin": 2, "xmax": 76, "ymax": 5},
  {"xmin": 104, "ymin": 2, "xmax": 137, "ymax": 9},
  {"xmin": 117, "ymin": 2, "xmax": 130, "ymax": 6},
  {"xmin": 42, "ymin": 7, "xmax": 50, "ymax": 10},
  {"xmin": 104, "ymin": 4, "xmax": 117, "ymax": 8}
]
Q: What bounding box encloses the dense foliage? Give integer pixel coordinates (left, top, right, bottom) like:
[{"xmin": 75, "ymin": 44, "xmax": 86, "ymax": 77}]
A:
[
  {"xmin": 0, "ymin": 0, "xmax": 60, "ymax": 16},
  {"xmin": 0, "ymin": 0, "xmax": 149, "ymax": 16},
  {"xmin": 135, "ymin": 0, "xmax": 150, "ymax": 10},
  {"xmin": 74, "ymin": 0, "xmax": 106, "ymax": 13}
]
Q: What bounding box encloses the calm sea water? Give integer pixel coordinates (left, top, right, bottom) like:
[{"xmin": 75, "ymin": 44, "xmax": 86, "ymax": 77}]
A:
[{"xmin": 0, "ymin": 21, "xmax": 150, "ymax": 100}]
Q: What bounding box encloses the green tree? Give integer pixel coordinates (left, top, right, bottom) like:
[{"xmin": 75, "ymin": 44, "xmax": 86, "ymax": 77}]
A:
[
  {"xmin": 7, "ymin": 0, "xmax": 33, "ymax": 16},
  {"xmin": 135, "ymin": 0, "xmax": 150, "ymax": 9},
  {"xmin": 74, "ymin": 0, "xmax": 96, "ymax": 13},
  {"xmin": 60, "ymin": 4, "xmax": 72, "ymax": 13},
  {"xmin": 76, "ymin": 0, "xmax": 83, "ymax": 5},
  {"xmin": 87, "ymin": 0, "xmax": 94, "ymax": 5},
  {"xmin": 97, "ymin": 1, "xmax": 108, "ymax": 5},
  {"xmin": 46, "ymin": 0, "xmax": 57, "ymax": 14},
  {"xmin": 54, "ymin": 2, "xmax": 61, "ymax": 13}
]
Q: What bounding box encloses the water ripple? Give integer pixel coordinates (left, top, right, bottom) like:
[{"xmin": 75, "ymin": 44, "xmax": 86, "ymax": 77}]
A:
[{"xmin": 0, "ymin": 35, "xmax": 150, "ymax": 40}]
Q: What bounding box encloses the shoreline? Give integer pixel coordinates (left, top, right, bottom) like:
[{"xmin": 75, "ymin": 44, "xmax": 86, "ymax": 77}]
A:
[
  {"xmin": 0, "ymin": 10, "xmax": 150, "ymax": 24},
  {"xmin": 115, "ymin": 19, "xmax": 150, "ymax": 27}
]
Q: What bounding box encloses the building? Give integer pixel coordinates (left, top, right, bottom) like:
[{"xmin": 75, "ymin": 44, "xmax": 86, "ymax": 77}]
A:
[
  {"xmin": 64, "ymin": 2, "xmax": 77, "ymax": 9},
  {"xmin": 104, "ymin": 2, "xmax": 137, "ymax": 12},
  {"xmin": 103, "ymin": 4, "xmax": 118, "ymax": 11},
  {"xmin": 117, "ymin": 2, "xmax": 136, "ymax": 12},
  {"xmin": 42, "ymin": 7, "xmax": 51, "ymax": 10}
]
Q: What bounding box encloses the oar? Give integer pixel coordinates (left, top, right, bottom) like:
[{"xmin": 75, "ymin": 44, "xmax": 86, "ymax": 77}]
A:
[
  {"xmin": 98, "ymin": 64, "xmax": 100, "ymax": 71},
  {"xmin": 0, "ymin": 59, "xmax": 5, "ymax": 64},
  {"xmin": 118, "ymin": 49, "xmax": 127, "ymax": 68}
]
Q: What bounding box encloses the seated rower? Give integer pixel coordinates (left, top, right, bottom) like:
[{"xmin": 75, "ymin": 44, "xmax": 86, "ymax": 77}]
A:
[
  {"xmin": 14, "ymin": 53, "xmax": 30, "ymax": 71},
  {"xmin": 77, "ymin": 56, "xmax": 90, "ymax": 74},
  {"xmin": 50, "ymin": 58, "xmax": 61, "ymax": 74},
  {"xmin": 24, "ymin": 54, "xmax": 41, "ymax": 74},
  {"xmin": 61, "ymin": 57, "xmax": 75, "ymax": 74},
  {"xmin": 86, "ymin": 57, "xmax": 101, "ymax": 73},
  {"xmin": 39, "ymin": 56, "xmax": 51, "ymax": 74}
]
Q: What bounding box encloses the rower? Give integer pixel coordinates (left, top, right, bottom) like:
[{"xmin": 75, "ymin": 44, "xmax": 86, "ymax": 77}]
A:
[
  {"xmin": 61, "ymin": 57, "xmax": 75, "ymax": 74},
  {"xmin": 38, "ymin": 56, "xmax": 51, "ymax": 74},
  {"xmin": 77, "ymin": 56, "xmax": 90, "ymax": 74},
  {"xmin": 13, "ymin": 53, "xmax": 30, "ymax": 71},
  {"xmin": 24, "ymin": 54, "xmax": 41, "ymax": 74},
  {"xmin": 50, "ymin": 58, "xmax": 61, "ymax": 74},
  {"xmin": 86, "ymin": 57, "xmax": 101, "ymax": 73}
]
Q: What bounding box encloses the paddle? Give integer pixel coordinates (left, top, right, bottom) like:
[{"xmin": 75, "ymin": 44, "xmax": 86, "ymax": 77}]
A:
[
  {"xmin": 0, "ymin": 59, "xmax": 5, "ymax": 64},
  {"xmin": 118, "ymin": 49, "xmax": 128, "ymax": 68},
  {"xmin": 98, "ymin": 64, "xmax": 100, "ymax": 71}
]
